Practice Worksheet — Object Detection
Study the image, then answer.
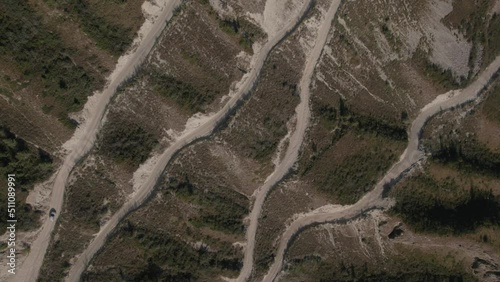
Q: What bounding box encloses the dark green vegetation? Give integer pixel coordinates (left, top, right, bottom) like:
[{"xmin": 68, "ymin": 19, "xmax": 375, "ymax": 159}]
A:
[
  {"xmin": 151, "ymin": 73, "xmax": 216, "ymax": 113},
  {"xmin": 392, "ymin": 122, "xmax": 500, "ymax": 232},
  {"xmin": 46, "ymin": 0, "xmax": 135, "ymax": 55},
  {"xmin": 301, "ymin": 98, "xmax": 406, "ymax": 204},
  {"xmin": 84, "ymin": 219, "xmax": 243, "ymax": 281},
  {"xmin": 312, "ymin": 145, "xmax": 400, "ymax": 204},
  {"xmin": 424, "ymin": 61, "xmax": 463, "ymax": 88},
  {"xmin": 164, "ymin": 175, "xmax": 248, "ymax": 234},
  {"xmin": 0, "ymin": 0, "xmax": 100, "ymax": 125},
  {"xmin": 318, "ymin": 98, "xmax": 407, "ymax": 140},
  {"xmin": 392, "ymin": 175, "xmax": 499, "ymax": 233},
  {"xmin": 431, "ymin": 137, "xmax": 500, "ymax": 177},
  {"xmin": 283, "ymin": 248, "xmax": 477, "ymax": 282},
  {"xmin": 0, "ymin": 127, "xmax": 53, "ymax": 231},
  {"xmin": 98, "ymin": 121, "xmax": 158, "ymax": 167},
  {"xmin": 393, "ymin": 133, "xmax": 500, "ymax": 233},
  {"xmin": 218, "ymin": 17, "xmax": 265, "ymax": 53}
]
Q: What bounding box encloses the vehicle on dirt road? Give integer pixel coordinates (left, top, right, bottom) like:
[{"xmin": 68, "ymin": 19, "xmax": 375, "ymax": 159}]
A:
[{"xmin": 49, "ymin": 208, "xmax": 56, "ymax": 222}]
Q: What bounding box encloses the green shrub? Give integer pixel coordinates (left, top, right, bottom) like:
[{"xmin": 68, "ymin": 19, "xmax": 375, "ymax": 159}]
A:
[
  {"xmin": 152, "ymin": 74, "xmax": 215, "ymax": 113},
  {"xmin": 84, "ymin": 220, "xmax": 242, "ymax": 281},
  {"xmin": 98, "ymin": 121, "xmax": 158, "ymax": 167},
  {"xmin": 218, "ymin": 17, "xmax": 265, "ymax": 53},
  {"xmin": 165, "ymin": 176, "xmax": 248, "ymax": 234},
  {"xmin": 0, "ymin": 126, "xmax": 53, "ymax": 231},
  {"xmin": 0, "ymin": 0, "xmax": 99, "ymax": 121},
  {"xmin": 49, "ymin": 0, "xmax": 134, "ymax": 55},
  {"xmin": 392, "ymin": 175, "xmax": 500, "ymax": 233},
  {"xmin": 430, "ymin": 137, "xmax": 500, "ymax": 177}
]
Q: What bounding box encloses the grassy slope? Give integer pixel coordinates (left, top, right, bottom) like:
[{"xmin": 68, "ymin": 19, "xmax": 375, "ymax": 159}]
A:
[
  {"xmin": 0, "ymin": 0, "xmax": 103, "ymax": 127},
  {"xmin": 283, "ymin": 246, "xmax": 477, "ymax": 282}
]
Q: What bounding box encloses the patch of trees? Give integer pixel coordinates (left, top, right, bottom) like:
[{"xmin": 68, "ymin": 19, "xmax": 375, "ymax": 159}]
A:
[
  {"xmin": 353, "ymin": 114, "xmax": 407, "ymax": 141},
  {"xmin": 318, "ymin": 149, "xmax": 397, "ymax": 205},
  {"xmin": 286, "ymin": 254, "xmax": 473, "ymax": 282},
  {"xmin": 112, "ymin": 221, "xmax": 242, "ymax": 281},
  {"xmin": 431, "ymin": 138, "xmax": 500, "ymax": 177},
  {"xmin": 98, "ymin": 121, "xmax": 158, "ymax": 167},
  {"xmin": 424, "ymin": 62, "xmax": 463, "ymax": 88},
  {"xmin": 0, "ymin": 0, "xmax": 98, "ymax": 123},
  {"xmin": 316, "ymin": 98, "xmax": 408, "ymax": 140},
  {"xmin": 218, "ymin": 16, "xmax": 265, "ymax": 52},
  {"xmin": 165, "ymin": 176, "xmax": 248, "ymax": 234},
  {"xmin": 152, "ymin": 74, "xmax": 215, "ymax": 113},
  {"xmin": 392, "ymin": 176, "xmax": 499, "ymax": 233},
  {"xmin": 0, "ymin": 127, "xmax": 53, "ymax": 231},
  {"xmin": 51, "ymin": 0, "xmax": 133, "ymax": 55}
]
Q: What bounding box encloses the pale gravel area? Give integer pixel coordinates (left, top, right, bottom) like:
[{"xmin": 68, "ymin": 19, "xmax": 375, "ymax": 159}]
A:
[
  {"xmin": 209, "ymin": 0, "xmax": 235, "ymax": 17},
  {"xmin": 426, "ymin": 0, "xmax": 471, "ymax": 79},
  {"xmin": 382, "ymin": 0, "xmax": 471, "ymax": 79},
  {"xmin": 492, "ymin": 0, "xmax": 500, "ymax": 14},
  {"xmin": 246, "ymin": 0, "xmax": 307, "ymax": 38}
]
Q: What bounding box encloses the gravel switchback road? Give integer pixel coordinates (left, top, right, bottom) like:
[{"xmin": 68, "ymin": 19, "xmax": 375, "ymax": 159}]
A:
[
  {"xmin": 65, "ymin": 1, "xmax": 315, "ymax": 281},
  {"xmin": 13, "ymin": 1, "xmax": 182, "ymax": 281},
  {"xmin": 236, "ymin": 1, "xmax": 341, "ymax": 281},
  {"xmin": 262, "ymin": 56, "xmax": 500, "ymax": 282}
]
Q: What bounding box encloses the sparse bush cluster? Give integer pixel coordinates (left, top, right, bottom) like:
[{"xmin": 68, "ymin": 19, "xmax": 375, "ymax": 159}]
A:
[
  {"xmin": 284, "ymin": 249, "xmax": 475, "ymax": 281},
  {"xmin": 318, "ymin": 98, "xmax": 407, "ymax": 140},
  {"xmin": 152, "ymin": 73, "xmax": 216, "ymax": 113},
  {"xmin": 164, "ymin": 175, "xmax": 248, "ymax": 234},
  {"xmin": 48, "ymin": 0, "xmax": 134, "ymax": 55},
  {"xmin": 83, "ymin": 220, "xmax": 242, "ymax": 281},
  {"xmin": 218, "ymin": 16, "xmax": 265, "ymax": 52},
  {"xmin": 314, "ymin": 146, "xmax": 398, "ymax": 205},
  {"xmin": 0, "ymin": 126, "xmax": 53, "ymax": 231}
]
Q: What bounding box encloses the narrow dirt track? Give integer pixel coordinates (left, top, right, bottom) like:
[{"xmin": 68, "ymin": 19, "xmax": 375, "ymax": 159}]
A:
[
  {"xmin": 236, "ymin": 1, "xmax": 342, "ymax": 281},
  {"xmin": 13, "ymin": 1, "xmax": 182, "ymax": 281},
  {"xmin": 64, "ymin": 1, "xmax": 316, "ymax": 281},
  {"xmin": 262, "ymin": 56, "xmax": 500, "ymax": 282}
]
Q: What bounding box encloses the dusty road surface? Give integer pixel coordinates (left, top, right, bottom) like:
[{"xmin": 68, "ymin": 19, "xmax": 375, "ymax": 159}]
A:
[
  {"xmin": 13, "ymin": 1, "xmax": 182, "ymax": 281},
  {"xmin": 65, "ymin": 1, "xmax": 316, "ymax": 281},
  {"xmin": 236, "ymin": 1, "xmax": 342, "ymax": 281},
  {"xmin": 262, "ymin": 56, "xmax": 500, "ymax": 282}
]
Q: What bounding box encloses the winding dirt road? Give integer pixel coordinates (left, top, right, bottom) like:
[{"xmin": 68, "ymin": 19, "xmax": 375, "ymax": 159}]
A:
[
  {"xmin": 236, "ymin": 1, "xmax": 341, "ymax": 281},
  {"xmin": 262, "ymin": 56, "xmax": 500, "ymax": 282},
  {"xmin": 65, "ymin": 1, "xmax": 316, "ymax": 281},
  {"xmin": 14, "ymin": 1, "xmax": 182, "ymax": 281}
]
